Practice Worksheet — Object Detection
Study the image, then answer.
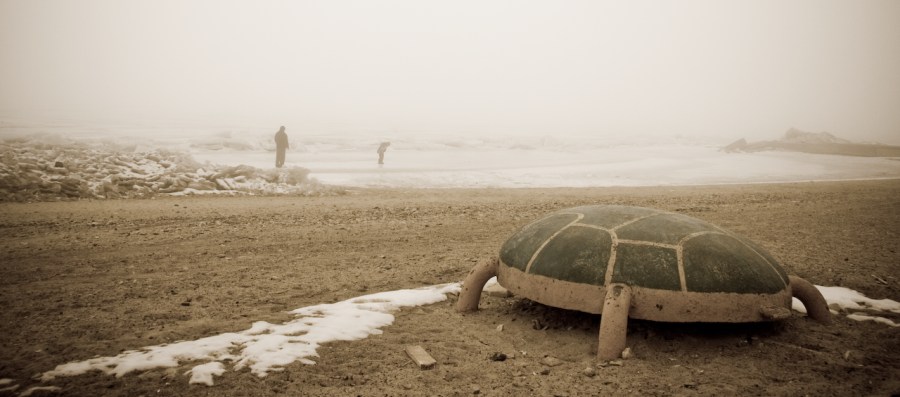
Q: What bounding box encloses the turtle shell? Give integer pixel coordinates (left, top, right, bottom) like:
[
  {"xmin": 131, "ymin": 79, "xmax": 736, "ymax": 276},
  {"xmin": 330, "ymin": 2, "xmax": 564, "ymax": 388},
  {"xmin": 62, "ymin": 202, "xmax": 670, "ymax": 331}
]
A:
[{"xmin": 497, "ymin": 205, "xmax": 793, "ymax": 322}]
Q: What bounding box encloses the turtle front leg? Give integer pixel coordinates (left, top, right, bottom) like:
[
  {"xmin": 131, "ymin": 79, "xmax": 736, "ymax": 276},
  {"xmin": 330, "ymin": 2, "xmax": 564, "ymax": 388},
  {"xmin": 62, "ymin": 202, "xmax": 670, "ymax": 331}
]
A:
[
  {"xmin": 598, "ymin": 284, "xmax": 632, "ymax": 361},
  {"xmin": 789, "ymin": 275, "xmax": 831, "ymax": 324},
  {"xmin": 456, "ymin": 257, "xmax": 499, "ymax": 312}
]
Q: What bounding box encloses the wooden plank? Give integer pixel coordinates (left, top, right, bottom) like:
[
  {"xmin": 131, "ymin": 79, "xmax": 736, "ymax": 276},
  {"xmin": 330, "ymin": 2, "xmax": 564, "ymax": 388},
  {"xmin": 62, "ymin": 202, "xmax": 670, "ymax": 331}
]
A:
[{"xmin": 404, "ymin": 345, "xmax": 436, "ymax": 369}]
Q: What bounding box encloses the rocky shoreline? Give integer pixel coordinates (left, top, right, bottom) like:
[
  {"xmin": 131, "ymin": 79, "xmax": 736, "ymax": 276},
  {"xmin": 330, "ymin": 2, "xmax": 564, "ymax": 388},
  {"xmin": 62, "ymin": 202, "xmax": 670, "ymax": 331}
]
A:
[
  {"xmin": 722, "ymin": 128, "xmax": 900, "ymax": 157},
  {"xmin": 0, "ymin": 135, "xmax": 340, "ymax": 202}
]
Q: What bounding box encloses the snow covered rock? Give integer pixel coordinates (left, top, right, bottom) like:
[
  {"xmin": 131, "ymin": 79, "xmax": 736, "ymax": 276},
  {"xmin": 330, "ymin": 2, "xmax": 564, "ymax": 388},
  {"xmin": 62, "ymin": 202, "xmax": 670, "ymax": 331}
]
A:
[{"xmin": 0, "ymin": 135, "xmax": 341, "ymax": 202}]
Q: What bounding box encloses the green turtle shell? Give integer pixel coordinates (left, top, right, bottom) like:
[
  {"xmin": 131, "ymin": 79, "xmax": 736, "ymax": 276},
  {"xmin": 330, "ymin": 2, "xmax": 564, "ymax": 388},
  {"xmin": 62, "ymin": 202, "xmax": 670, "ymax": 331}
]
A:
[{"xmin": 497, "ymin": 205, "xmax": 792, "ymax": 322}]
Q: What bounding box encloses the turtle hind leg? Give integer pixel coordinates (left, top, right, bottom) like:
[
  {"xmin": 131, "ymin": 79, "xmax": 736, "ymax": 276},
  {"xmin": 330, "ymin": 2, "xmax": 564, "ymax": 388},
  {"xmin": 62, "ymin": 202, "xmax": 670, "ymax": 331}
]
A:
[
  {"xmin": 789, "ymin": 275, "xmax": 831, "ymax": 324},
  {"xmin": 455, "ymin": 257, "xmax": 499, "ymax": 312},
  {"xmin": 598, "ymin": 284, "xmax": 632, "ymax": 361}
]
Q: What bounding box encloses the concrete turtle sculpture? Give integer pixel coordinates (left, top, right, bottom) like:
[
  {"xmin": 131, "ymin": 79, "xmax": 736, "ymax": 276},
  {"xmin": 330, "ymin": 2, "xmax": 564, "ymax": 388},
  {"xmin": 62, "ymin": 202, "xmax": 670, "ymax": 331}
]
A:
[{"xmin": 457, "ymin": 205, "xmax": 830, "ymax": 360}]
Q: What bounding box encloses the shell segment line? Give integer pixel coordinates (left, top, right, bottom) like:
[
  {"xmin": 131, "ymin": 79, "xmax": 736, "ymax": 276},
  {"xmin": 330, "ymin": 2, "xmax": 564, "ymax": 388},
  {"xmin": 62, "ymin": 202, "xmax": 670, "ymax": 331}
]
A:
[{"xmin": 524, "ymin": 213, "xmax": 585, "ymax": 274}]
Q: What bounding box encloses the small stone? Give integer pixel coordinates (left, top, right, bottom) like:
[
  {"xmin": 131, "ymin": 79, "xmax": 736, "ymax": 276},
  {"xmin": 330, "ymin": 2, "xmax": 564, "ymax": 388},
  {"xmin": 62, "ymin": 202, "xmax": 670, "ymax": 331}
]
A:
[
  {"xmin": 608, "ymin": 360, "xmax": 623, "ymax": 366},
  {"xmin": 496, "ymin": 324, "xmax": 504, "ymax": 332},
  {"xmin": 582, "ymin": 367, "xmax": 597, "ymax": 377},
  {"xmin": 539, "ymin": 367, "xmax": 551, "ymax": 375},
  {"xmin": 843, "ymin": 350, "xmax": 851, "ymax": 360},
  {"xmin": 489, "ymin": 352, "xmax": 507, "ymax": 362},
  {"xmin": 540, "ymin": 356, "xmax": 563, "ymax": 367},
  {"xmin": 621, "ymin": 347, "xmax": 633, "ymax": 359},
  {"xmin": 470, "ymin": 384, "xmax": 481, "ymax": 394}
]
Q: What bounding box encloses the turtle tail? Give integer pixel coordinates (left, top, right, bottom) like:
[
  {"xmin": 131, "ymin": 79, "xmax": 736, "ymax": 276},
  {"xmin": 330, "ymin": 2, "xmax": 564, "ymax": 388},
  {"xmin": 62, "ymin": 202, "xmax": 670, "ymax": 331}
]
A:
[
  {"xmin": 456, "ymin": 257, "xmax": 499, "ymax": 312},
  {"xmin": 789, "ymin": 275, "xmax": 831, "ymax": 324}
]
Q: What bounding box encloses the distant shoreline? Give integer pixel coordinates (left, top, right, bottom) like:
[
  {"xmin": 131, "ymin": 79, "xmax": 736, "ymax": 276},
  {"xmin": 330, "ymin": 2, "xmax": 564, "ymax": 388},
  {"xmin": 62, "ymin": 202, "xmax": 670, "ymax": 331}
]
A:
[{"xmin": 4, "ymin": 130, "xmax": 900, "ymax": 201}]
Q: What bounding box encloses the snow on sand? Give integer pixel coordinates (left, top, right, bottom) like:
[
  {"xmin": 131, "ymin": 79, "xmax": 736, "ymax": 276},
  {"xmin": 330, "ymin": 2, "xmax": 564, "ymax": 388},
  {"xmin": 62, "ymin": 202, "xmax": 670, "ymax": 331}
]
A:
[
  {"xmin": 17, "ymin": 280, "xmax": 896, "ymax": 390},
  {"xmin": 40, "ymin": 283, "xmax": 461, "ymax": 387},
  {"xmin": 793, "ymin": 285, "xmax": 900, "ymax": 327}
]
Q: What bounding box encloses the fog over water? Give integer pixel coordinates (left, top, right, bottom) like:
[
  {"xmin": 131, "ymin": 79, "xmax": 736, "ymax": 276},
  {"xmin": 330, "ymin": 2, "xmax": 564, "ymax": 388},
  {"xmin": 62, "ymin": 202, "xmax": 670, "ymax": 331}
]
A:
[{"xmin": 2, "ymin": 1, "xmax": 899, "ymax": 144}]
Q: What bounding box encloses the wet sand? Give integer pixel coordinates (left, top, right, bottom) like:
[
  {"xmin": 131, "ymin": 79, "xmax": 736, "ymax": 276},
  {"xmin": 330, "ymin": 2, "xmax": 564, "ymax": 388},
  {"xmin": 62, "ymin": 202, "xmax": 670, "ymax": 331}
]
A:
[{"xmin": 1, "ymin": 179, "xmax": 898, "ymax": 396}]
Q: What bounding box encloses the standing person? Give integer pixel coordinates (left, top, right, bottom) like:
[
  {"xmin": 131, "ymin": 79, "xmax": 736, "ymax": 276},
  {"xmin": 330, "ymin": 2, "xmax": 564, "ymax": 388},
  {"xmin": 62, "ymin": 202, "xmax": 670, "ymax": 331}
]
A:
[
  {"xmin": 274, "ymin": 126, "xmax": 289, "ymax": 168},
  {"xmin": 377, "ymin": 142, "xmax": 390, "ymax": 165}
]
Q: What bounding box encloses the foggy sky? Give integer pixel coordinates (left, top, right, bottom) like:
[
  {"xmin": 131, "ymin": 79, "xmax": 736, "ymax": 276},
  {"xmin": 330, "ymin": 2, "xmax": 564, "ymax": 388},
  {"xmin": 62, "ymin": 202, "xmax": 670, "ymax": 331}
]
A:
[{"xmin": 1, "ymin": 0, "xmax": 899, "ymax": 143}]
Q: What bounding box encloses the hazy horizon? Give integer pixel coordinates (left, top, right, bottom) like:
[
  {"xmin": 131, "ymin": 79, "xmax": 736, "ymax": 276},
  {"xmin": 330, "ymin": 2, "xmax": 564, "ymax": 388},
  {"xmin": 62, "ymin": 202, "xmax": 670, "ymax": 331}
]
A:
[{"xmin": 2, "ymin": 0, "xmax": 899, "ymax": 144}]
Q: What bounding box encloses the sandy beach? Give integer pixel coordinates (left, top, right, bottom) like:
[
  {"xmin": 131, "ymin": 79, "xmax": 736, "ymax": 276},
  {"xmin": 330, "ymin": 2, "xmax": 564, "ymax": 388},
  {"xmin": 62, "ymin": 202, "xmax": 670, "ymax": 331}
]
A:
[{"xmin": 1, "ymin": 179, "xmax": 898, "ymax": 396}]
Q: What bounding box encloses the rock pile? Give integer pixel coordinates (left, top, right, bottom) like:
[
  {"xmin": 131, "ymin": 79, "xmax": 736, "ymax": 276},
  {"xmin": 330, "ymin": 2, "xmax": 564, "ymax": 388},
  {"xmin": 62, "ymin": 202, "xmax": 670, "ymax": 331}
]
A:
[
  {"xmin": 722, "ymin": 128, "xmax": 900, "ymax": 157},
  {"xmin": 0, "ymin": 135, "xmax": 338, "ymax": 202}
]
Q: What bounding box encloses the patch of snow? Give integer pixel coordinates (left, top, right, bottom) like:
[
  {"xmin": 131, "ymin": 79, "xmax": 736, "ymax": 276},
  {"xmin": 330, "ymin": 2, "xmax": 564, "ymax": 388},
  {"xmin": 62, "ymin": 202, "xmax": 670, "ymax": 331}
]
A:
[
  {"xmin": 19, "ymin": 386, "xmax": 61, "ymax": 396},
  {"xmin": 816, "ymin": 286, "xmax": 900, "ymax": 313},
  {"xmin": 792, "ymin": 285, "xmax": 899, "ymax": 325},
  {"xmin": 0, "ymin": 379, "xmax": 18, "ymax": 393},
  {"xmin": 186, "ymin": 362, "xmax": 227, "ymax": 386},
  {"xmin": 845, "ymin": 314, "xmax": 898, "ymax": 327},
  {"xmin": 41, "ymin": 283, "xmax": 461, "ymax": 386},
  {"xmin": 31, "ymin": 279, "xmax": 897, "ymax": 389}
]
